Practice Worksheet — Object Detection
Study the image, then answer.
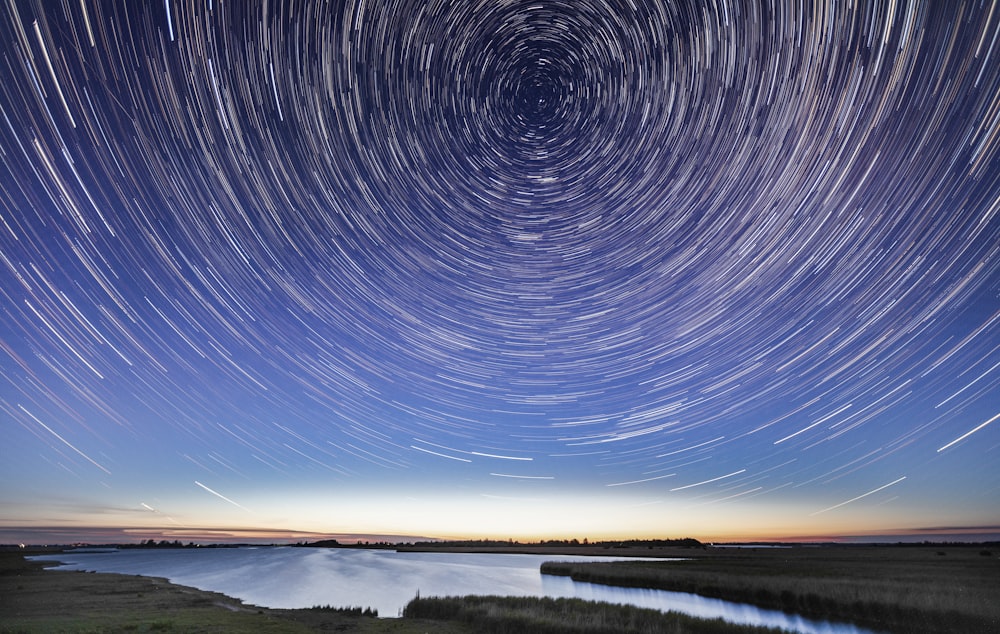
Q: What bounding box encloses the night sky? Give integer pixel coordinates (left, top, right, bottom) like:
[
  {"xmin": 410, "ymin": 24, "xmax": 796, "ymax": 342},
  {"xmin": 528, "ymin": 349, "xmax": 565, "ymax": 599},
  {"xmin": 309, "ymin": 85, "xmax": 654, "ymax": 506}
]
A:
[{"xmin": 2, "ymin": 1, "xmax": 998, "ymax": 545}]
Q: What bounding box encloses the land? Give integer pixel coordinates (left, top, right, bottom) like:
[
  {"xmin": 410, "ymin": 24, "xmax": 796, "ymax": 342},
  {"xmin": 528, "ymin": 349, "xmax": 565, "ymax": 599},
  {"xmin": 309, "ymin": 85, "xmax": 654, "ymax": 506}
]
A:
[
  {"xmin": 0, "ymin": 550, "xmax": 777, "ymax": 633},
  {"xmin": 539, "ymin": 543, "xmax": 1000, "ymax": 633},
  {"xmin": 1, "ymin": 541, "xmax": 996, "ymax": 633},
  {"xmin": 0, "ymin": 551, "xmax": 467, "ymax": 633}
]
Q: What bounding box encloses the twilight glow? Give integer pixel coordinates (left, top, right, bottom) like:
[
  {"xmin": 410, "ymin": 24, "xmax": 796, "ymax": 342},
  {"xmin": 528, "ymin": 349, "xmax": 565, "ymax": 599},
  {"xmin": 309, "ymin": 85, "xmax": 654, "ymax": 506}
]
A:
[{"xmin": 1, "ymin": 1, "xmax": 998, "ymax": 545}]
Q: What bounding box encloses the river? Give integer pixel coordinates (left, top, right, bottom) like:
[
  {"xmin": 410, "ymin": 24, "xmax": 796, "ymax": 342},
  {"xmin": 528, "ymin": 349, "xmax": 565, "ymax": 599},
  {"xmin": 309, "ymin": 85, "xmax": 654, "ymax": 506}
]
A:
[{"xmin": 31, "ymin": 547, "xmax": 875, "ymax": 633}]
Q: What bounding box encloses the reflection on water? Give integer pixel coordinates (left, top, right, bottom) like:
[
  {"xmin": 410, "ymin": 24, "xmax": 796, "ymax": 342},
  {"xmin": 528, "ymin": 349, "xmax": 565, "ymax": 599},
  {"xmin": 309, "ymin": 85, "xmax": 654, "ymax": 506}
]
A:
[
  {"xmin": 540, "ymin": 574, "xmax": 874, "ymax": 634},
  {"xmin": 32, "ymin": 547, "xmax": 874, "ymax": 633}
]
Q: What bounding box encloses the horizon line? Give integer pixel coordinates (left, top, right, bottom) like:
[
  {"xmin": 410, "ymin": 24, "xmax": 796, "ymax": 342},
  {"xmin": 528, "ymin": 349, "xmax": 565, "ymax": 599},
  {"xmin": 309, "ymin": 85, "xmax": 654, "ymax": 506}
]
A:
[{"xmin": 2, "ymin": 524, "xmax": 999, "ymax": 547}]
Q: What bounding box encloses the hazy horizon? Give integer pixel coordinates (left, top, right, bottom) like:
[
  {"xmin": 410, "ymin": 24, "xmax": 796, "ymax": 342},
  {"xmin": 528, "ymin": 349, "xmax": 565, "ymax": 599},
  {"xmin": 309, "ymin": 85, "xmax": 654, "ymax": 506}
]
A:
[
  {"xmin": 2, "ymin": 3, "xmax": 997, "ymax": 546},
  {"xmin": 5, "ymin": 525, "xmax": 1000, "ymax": 547}
]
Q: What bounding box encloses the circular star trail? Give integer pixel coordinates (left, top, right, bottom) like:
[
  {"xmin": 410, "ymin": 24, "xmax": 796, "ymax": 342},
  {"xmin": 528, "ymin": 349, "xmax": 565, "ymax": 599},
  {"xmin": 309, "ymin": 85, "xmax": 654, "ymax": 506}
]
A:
[{"xmin": 1, "ymin": 1, "xmax": 998, "ymax": 534}]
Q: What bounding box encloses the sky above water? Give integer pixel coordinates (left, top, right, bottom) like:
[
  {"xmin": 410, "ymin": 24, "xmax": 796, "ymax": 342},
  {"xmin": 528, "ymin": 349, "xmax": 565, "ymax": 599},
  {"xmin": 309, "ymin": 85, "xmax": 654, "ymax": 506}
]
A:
[{"xmin": 1, "ymin": 1, "xmax": 998, "ymax": 545}]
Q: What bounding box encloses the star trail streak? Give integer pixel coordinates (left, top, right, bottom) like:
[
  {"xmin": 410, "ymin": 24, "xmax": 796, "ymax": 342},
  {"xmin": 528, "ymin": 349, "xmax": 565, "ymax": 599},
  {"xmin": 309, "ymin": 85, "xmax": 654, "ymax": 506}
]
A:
[{"xmin": 1, "ymin": 1, "xmax": 998, "ymax": 543}]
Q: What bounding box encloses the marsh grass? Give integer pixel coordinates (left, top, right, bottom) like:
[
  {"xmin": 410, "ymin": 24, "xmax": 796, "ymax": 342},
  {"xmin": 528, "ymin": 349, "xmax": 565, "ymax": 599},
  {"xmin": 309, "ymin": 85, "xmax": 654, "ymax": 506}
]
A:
[
  {"xmin": 404, "ymin": 595, "xmax": 788, "ymax": 633},
  {"xmin": 308, "ymin": 604, "xmax": 378, "ymax": 617},
  {"xmin": 541, "ymin": 545, "xmax": 999, "ymax": 633}
]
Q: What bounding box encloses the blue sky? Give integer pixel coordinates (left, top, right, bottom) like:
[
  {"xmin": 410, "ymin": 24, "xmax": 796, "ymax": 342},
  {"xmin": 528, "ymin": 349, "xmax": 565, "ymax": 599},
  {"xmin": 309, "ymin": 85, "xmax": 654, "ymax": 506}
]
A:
[{"xmin": 2, "ymin": 1, "xmax": 998, "ymax": 544}]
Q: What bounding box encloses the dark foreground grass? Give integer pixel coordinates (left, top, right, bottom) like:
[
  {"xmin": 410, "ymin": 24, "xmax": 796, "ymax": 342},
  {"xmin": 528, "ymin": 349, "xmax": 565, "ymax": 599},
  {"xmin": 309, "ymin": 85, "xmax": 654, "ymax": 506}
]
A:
[
  {"xmin": 541, "ymin": 545, "xmax": 999, "ymax": 634},
  {"xmin": 404, "ymin": 594, "xmax": 788, "ymax": 634}
]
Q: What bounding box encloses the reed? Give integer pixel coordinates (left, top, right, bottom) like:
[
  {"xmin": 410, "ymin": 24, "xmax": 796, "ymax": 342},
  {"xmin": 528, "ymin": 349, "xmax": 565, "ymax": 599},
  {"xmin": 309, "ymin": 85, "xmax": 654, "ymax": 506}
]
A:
[
  {"xmin": 307, "ymin": 604, "xmax": 378, "ymax": 617},
  {"xmin": 403, "ymin": 594, "xmax": 788, "ymax": 633},
  {"xmin": 540, "ymin": 545, "xmax": 998, "ymax": 633}
]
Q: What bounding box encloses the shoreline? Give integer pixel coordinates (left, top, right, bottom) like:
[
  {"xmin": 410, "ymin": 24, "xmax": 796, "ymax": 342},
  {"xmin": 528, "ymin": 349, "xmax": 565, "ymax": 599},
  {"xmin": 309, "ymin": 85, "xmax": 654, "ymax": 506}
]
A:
[
  {"xmin": 0, "ymin": 551, "xmax": 788, "ymax": 633},
  {"xmin": 4, "ymin": 544, "xmax": 996, "ymax": 633},
  {"xmin": 0, "ymin": 552, "xmax": 473, "ymax": 633}
]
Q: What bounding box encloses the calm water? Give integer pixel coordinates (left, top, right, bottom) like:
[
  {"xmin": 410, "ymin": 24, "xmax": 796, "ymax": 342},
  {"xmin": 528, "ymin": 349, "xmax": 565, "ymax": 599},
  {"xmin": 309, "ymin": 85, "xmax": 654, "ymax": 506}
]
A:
[{"xmin": 32, "ymin": 547, "xmax": 875, "ymax": 633}]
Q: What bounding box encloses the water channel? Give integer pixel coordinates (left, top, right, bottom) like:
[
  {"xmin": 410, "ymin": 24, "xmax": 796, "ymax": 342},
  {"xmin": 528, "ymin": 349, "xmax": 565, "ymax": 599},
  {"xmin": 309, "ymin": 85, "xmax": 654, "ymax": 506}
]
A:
[{"xmin": 32, "ymin": 547, "xmax": 876, "ymax": 633}]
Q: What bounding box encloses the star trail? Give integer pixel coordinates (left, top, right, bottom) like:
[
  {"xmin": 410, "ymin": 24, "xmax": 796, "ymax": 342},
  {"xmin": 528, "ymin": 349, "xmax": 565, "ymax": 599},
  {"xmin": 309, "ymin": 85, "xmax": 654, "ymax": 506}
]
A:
[{"xmin": 1, "ymin": 0, "xmax": 998, "ymax": 543}]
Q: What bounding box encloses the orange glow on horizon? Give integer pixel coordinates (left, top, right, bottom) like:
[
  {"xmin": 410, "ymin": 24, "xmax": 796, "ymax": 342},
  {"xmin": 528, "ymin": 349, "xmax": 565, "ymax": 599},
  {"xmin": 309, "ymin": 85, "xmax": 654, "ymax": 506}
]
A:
[{"xmin": 3, "ymin": 521, "xmax": 998, "ymax": 546}]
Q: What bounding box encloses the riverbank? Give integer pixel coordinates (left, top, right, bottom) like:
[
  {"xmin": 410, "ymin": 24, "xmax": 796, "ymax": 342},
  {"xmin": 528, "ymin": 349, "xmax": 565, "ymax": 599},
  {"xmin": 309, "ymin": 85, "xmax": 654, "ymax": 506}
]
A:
[
  {"xmin": 0, "ymin": 552, "xmax": 468, "ymax": 633},
  {"xmin": 542, "ymin": 544, "xmax": 999, "ymax": 633},
  {"xmin": 4, "ymin": 545, "xmax": 994, "ymax": 633},
  {"xmin": 0, "ymin": 551, "xmax": 785, "ymax": 633}
]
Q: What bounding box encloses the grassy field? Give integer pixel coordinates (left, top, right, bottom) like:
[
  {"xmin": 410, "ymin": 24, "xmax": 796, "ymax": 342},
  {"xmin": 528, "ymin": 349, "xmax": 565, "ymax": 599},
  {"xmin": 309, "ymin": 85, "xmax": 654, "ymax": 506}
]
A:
[{"xmin": 541, "ymin": 544, "xmax": 999, "ymax": 633}]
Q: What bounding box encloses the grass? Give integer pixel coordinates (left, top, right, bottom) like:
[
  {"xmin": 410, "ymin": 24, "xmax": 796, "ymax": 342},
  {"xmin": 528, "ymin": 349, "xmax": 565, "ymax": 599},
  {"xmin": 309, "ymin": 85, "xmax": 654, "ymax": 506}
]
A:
[
  {"xmin": 540, "ymin": 544, "xmax": 999, "ymax": 633},
  {"xmin": 403, "ymin": 594, "xmax": 789, "ymax": 633},
  {"xmin": 0, "ymin": 552, "xmax": 313, "ymax": 633},
  {"xmin": 307, "ymin": 604, "xmax": 378, "ymax": 617}
]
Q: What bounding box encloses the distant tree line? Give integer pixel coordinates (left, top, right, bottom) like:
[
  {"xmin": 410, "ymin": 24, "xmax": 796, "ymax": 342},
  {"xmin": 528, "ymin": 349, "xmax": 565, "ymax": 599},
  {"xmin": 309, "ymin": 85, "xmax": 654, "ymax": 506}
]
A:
[
  {"xmin": 124, "ymin": 540, "xmax": 238, "ymax": 549},
  {"xmin": 294, "ymin": 536, "xmax": 706, "ymax": 549},
  {"xmin": 295, "ymin": 539, "xmax": 402, "ymax": 549}
]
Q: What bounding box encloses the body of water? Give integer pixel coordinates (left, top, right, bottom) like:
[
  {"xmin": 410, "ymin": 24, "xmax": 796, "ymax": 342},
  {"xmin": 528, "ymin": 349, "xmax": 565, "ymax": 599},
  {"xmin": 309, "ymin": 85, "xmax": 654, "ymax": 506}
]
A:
[{"xmin": 32, "ymin": 547, "xmax": 874, "ymax": 633}]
